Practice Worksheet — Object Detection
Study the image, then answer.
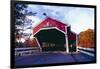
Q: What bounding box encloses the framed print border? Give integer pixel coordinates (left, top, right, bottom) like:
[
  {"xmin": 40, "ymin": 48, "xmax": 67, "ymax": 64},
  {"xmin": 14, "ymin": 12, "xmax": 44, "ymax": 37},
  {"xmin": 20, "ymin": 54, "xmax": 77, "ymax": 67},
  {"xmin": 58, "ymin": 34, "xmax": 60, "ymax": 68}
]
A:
[{"xmin": 10, "ymin": 0, "xmax": 97, "ymax": 68}]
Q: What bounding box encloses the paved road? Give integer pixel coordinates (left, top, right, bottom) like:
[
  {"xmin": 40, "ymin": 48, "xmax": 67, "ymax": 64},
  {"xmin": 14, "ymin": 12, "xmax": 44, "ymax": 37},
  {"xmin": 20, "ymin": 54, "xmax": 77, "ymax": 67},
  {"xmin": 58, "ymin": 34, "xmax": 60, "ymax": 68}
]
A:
[{"xmin": 15, "ymin": 51, "xmax": 95, "ymax": 67}]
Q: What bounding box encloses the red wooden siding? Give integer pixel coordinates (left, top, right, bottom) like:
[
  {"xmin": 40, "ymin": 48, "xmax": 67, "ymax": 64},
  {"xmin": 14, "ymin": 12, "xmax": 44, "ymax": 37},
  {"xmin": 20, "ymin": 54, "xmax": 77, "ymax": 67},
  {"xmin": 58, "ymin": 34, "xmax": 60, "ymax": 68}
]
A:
[
  {"xmin": 33, "ymin": 17, "xmax": 68, "ymax": 35},
  {"xmin": 67, "ymin": 31, "xmax": 76, "ymax": 40}
]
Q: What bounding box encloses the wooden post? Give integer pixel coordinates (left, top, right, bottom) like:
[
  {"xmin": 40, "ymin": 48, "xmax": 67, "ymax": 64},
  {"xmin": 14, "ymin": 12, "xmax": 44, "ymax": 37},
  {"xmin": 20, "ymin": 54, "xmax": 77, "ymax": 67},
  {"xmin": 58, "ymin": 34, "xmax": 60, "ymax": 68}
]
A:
[
  {"xmin": 76, "ymin": 34, "xmax": 78, "ymax": 52},
  {"xmin": 65, "ymin": 26, "xmax": 69, "ymax": 53}
]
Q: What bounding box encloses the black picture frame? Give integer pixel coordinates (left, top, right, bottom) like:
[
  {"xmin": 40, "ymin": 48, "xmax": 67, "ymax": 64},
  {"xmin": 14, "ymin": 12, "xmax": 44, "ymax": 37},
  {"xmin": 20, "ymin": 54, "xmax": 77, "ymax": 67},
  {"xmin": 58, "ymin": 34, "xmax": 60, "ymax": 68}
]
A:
[{"xmin": 11, "ymin": 0, "xmax": 96, "ymax": 68}]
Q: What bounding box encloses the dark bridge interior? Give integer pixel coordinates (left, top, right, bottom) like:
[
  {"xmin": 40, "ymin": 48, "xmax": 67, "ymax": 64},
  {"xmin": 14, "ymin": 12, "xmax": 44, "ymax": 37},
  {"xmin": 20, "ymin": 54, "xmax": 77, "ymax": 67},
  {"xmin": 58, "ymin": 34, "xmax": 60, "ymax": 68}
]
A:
[{"xmin": 34, "ymin": 28, "xmax": 66, "ymax": 52}]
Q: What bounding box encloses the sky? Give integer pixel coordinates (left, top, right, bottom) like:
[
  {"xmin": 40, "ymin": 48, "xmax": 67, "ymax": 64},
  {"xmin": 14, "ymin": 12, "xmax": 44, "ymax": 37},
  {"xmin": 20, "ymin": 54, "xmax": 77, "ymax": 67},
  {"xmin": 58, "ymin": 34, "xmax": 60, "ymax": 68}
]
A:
[{"xmin": 25, "ymin": 4, "xmax": 94, "ymax": 34}]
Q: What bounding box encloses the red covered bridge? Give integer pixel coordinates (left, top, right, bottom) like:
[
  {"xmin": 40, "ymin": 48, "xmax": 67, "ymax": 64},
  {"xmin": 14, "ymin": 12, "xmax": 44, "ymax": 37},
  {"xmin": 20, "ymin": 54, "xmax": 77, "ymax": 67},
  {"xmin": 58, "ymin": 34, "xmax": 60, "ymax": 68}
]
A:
[{"xmin": 33, "ymin": 17, "xmax": 77, "ymax": 53}]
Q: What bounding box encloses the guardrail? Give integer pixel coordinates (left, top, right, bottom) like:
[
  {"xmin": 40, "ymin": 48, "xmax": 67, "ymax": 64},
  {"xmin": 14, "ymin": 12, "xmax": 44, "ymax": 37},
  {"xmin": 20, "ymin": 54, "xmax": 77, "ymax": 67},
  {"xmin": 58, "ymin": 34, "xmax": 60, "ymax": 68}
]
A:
[
  {"xmin": 15, "ymin": 47, "xmax": 41, "ymax": 56},
  {"xmin": 78, "ymin": 47, "xmax": 95, "ymax": 57}
]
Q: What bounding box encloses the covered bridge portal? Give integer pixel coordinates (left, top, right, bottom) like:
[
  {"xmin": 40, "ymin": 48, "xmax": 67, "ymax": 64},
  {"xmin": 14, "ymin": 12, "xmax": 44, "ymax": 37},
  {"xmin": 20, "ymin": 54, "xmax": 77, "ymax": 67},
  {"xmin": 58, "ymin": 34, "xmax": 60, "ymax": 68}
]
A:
[
  {"xmin": 34, "ymin": 28, "xmax": 66, "ymax": 51},
  {"xmin": 33, "ymin": 17, "xmax": 77, "ymax": 53}
]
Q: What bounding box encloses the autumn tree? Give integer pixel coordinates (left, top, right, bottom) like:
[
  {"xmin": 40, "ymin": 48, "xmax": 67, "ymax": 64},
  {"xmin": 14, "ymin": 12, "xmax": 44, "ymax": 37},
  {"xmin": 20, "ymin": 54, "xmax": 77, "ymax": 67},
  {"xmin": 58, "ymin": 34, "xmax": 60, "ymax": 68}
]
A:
[{"xmin": 78, "ymin": 29, "xmax": 94, "ymax": 48}]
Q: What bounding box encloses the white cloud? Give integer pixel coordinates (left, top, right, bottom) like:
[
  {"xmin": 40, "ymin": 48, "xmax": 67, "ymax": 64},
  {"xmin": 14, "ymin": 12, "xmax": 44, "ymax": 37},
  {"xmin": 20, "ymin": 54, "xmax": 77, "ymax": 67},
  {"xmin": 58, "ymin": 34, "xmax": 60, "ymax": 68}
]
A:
[
  {"xmin": 26, "ymin": 16, "xmax": 42, "ymax": 28},
  {"xmin": 64, "ymin": 7, "xmax": 94, "ymax": 33},
  {"xmin": 26, "ymin": 5, "xmax": 94, "ymax": 34}
]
